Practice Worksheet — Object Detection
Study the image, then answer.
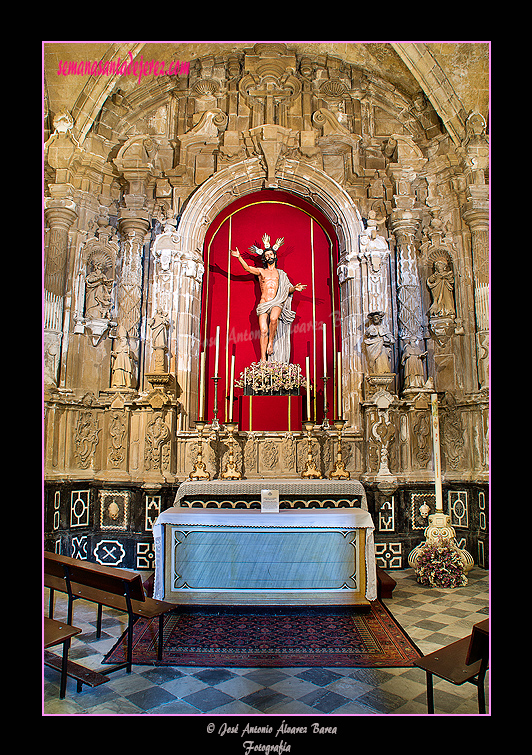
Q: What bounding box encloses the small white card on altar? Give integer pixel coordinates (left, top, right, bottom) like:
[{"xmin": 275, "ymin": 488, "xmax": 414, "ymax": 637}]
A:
[{"xmin": 261, "ymin": 489, "xmax": 279, "ymax": 512}]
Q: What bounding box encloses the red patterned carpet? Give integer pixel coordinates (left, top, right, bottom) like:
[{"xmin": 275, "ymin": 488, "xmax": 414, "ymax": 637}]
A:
[{"xmin": 104, "ymin": 602, "xmax": 421, "ymax": 668}]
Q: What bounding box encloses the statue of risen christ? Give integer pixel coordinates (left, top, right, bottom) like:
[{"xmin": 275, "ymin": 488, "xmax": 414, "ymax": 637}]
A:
[{"xmin": 231, "ymin": 234, "xmax": 306, "ymax": 363}]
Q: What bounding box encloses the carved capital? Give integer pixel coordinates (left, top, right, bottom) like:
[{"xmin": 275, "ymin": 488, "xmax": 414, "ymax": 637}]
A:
[
  {"xmin": 118, "ymin": 209, "xmax": 151, "ymax": 235},
  {"xmin": 44, "ymin": 198, "xmax": 78, "ymax": 230}
]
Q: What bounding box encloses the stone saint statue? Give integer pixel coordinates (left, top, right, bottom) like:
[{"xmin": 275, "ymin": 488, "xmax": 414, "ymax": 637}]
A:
[
  {"xmin": 111, "ymin": 327, "xmax": 134, "ymax": 388},
  {"xmin": 427, "ymin": 259, "xmax": 455, "ymax": 317},
  {"xmin": 85, "ymin": 254, "xmax": 113, "ymax": 319},
  {"xmin": 401, "ymin": 338, "xmax": 427, "ymax": 389},
  {"xmin": 149, "ymin": 309, "xmax": 169, "ymax": 350},
  {"xmin": 231, "ymin": 234, "xmax": 306, "ymax": 363},
  {"xmin": 364, "ymin": 311, "xmax": 393, "ymax": 373}
]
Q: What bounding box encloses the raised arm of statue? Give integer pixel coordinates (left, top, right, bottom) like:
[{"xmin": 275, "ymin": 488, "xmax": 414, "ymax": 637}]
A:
[{"xmin": 231, "ymin": 248, "xmax": 261, "ymax": 275}]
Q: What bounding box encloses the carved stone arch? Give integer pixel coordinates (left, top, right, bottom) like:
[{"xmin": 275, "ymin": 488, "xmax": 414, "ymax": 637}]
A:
[
  {"xmin": 71, "ymin": 43, "xmax": 144, "ymax": 145},
  {"xmin": 175, "ymin": 156, "xmax": 365, "ymax": 428},
  {"xmin": 177, "ymin": 156, "xmax": 363, "ymax": 268}
]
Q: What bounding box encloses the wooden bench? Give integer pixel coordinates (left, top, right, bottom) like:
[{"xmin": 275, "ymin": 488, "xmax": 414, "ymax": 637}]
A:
[
  {"xmin": 44, "ymin": 617, "xmax": 83, "ymax": 699},
  {"xmin": 44, "ymin": 616, "xmax": 111, "ymax": 698},
  {"xmin": 44, "ymin": 551, "xmax": 176, "ymax": 674},
  {"xmin": 414, "ymin": 618, "xmax": 489, "ymax": 713},
  {"xmin": 376, "ymin": 567, "xmax": 397, "ymax": 599}
]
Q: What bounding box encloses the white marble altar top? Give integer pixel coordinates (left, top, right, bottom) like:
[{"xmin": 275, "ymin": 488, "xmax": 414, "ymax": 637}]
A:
[
  {"xmin": 157, "ymin": 505, "xmax": 374, "ymax": 530},
  {"xmin": 174, "ymin": 478, "xmax": 367, "ymax": 510}
]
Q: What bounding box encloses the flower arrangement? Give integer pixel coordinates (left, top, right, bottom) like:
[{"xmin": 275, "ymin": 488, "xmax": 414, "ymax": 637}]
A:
[
  {"xmin": 235, "ymin": 361, "xmax": 308, "ymax": 395},
  {"xmin": 414, "ymin": 537, "xmax": 468, "ymax": 589}
]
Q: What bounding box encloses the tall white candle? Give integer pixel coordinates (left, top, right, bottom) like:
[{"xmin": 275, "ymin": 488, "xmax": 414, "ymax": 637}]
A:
[
  {"xmin": 229, "ymin": 354, "xmax": 235, "ymax": 421},
  {"xmin": 337, "ymin": 351, "xmax": 342, "ymax": 419},
  {"xmin": 199, "ymin": 350, "xmax": 205, "ymax": 420},
  {"xmin": 305, "ymin": 356, "xmax": 311, "ymax": 420},
  {"xmin": 214, "ymin": 326, "xmax": 220, "ymax": 377},
  {"xmin": 322, "ymin": 323, "xmax": 327, "ymax": 377},
  {"xmin": 431, "ymin": 393, "xmax": 443, "ymax": 512}
]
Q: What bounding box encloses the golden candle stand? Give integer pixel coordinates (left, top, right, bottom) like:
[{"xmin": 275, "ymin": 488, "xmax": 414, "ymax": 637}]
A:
[
  {"xmin": 211, "ymin": 375, "xmax": 221, "ymax": 431},
  {"xmin": 321, "ymin": 374, "xmax": 330, "ymax": 430},
  {"xmin": 188, "ymin": 420, "xmax": 211, "ymax": 480},
  {"xmin": 221, "ymin": 421, "xmax": 242, "ymax": 480},
  {"xmin": 328, "ymin": 418, "xmax": 350, "ymax": 480},
  {"xmin": 301, "ymin": 421, "xmax": 323, "ymax": 479}
]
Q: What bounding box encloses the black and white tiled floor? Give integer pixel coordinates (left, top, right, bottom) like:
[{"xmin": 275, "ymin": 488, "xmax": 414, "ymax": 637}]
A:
[{"xmin": 43, "ymin": 568, "xmax": 489, "ymax": 717}]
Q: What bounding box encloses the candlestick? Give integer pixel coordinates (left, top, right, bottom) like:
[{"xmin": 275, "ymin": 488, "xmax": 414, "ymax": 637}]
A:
[
  {"xmin": 337, "ymin": 351, "xmax": 342, "ymax": 420},
  {"xmin": 221, "ymin": 421, "xmax": 242, "ymax": 479},
  {"xmin": 321, "ymin": 374, "xmax": 330, "ymax": 430},
  {"xmin": 407, "ymin": 391, "xmax": 473, "ymax": 574},
  {"xmin": 301, "ymin": 421, "xmax": 322, "ymax": 479},
  {"xmin": 322, "ymin": 323, "xmax": 327, "ymax": 377},
  {"xmin": 211, "ymin": 375, "xmax": 221, "ymax": 430},
  {"xmin": 229, "ymin": 354, "xmax": 235, "ymax": 421},
  {"xmin": 214, "ymin": 326, "xmax": 220, "ymax": 377},
  {"xmin": 329, "ymin": 418, "xmax": 350, "ymax": 479},
  {"xmin": 188, "ymin": 420, "xmax": 210, "ymax": 480},
  {"xmin": 431, "ymin": 392, "xmax": 443, "ymax": 512},
  {"xmin": 199, "ymin": 350, "xmax": 205, "ymax": 420},
  {"xmin": 305, "ymin": 356, "xmax": 311, "ymax": 420}
]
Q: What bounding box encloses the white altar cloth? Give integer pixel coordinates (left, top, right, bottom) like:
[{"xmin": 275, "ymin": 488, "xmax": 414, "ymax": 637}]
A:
[
  {"xmin": 153, "ymin": 506, "xmax": 377, "ymax": 603},
  {"xmin": 173, "ymin": 478, "xmax": 368, "ymax": 510}
]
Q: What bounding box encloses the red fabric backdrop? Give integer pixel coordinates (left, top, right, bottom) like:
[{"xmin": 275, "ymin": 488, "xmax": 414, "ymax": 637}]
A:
[{"xmin": 199, "ymin": 190, "xmax": 341, "ymax": 428}]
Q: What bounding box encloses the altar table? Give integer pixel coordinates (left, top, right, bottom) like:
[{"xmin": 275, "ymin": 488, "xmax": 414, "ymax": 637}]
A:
[
  {"xmin": 173, "ymin": 478, "xmax": 368, "ymax": 511},
  {"xmin": 153, "ymin": 506, "xmax": 377, "ymax": 606}
]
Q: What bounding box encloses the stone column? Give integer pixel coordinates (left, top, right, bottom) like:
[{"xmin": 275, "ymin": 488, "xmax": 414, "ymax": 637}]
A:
[
  {"xmin": 43, "ymin": 197, "xmax": 78, "ymax": 388},
  {"xmin": 462, "ymin": 187, "xmax": 489, "ymax": 391},
  {"xmin": 386, "ymin": 136, "xmax": 427, "ymax": 381},
  {"xmin": 391, "ymin": 211, "xmax": 424, "ymax": 345},
  {"xmin": 337, "ymin": 261, "xmax": 365, "ymax": 433},
  {"xmin": 116, "ymin": 202, "xmax": 151, "ymax": 389},
  {"xmin": 174, "ymin": 251, "xmax": 204, "ymax": 430}
]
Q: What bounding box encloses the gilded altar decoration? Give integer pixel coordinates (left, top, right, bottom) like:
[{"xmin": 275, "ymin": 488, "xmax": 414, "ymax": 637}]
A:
[{"xmin": 236, "ymin": 360, "xmax": 306, "ymax": 395}]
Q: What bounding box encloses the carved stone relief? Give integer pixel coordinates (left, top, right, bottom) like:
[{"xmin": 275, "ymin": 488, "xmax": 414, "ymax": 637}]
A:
[
  {"xmin": 145, "ymin": 412, "xmax": 171, "ymax": 472},
  {"xmin": 108, "ymin": 410, "xmax": 127, "ymax": 468},
  {"xmin": 440, "ymin": 395, "xmax": 465, "ymax": 470},
  {"xmin": 74, "ymin": 409, "xmax": 101, "ymax": 469}
]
